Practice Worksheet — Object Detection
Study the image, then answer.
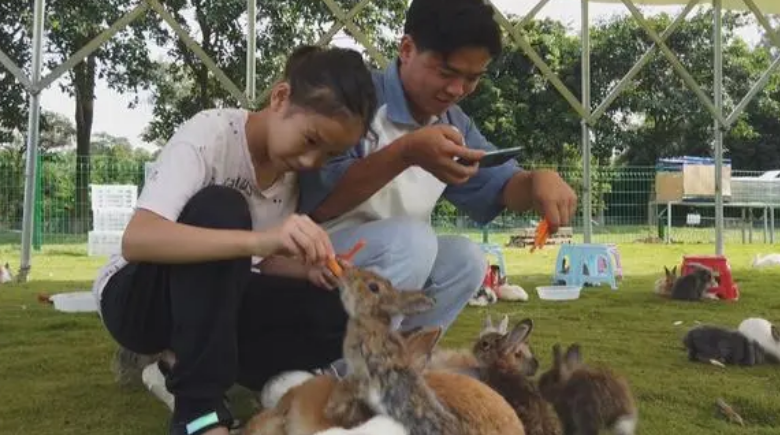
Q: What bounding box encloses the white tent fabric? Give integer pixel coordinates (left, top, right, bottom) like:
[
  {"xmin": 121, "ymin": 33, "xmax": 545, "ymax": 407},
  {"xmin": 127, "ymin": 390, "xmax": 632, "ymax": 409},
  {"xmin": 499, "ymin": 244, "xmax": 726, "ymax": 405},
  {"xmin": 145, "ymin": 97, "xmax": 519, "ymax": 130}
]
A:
[{"xmin": 591, "ymin": 0, "xmax": 780, "ymax": 15}]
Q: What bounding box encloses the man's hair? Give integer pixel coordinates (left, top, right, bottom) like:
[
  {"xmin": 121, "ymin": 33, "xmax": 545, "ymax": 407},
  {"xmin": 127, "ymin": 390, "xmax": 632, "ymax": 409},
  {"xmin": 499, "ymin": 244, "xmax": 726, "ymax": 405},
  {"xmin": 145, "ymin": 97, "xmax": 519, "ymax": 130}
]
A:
[
  {"xmin": 283, "ymin": 45, "xmax": 378, "ymax": 135},
  {"xmin": 403, "ymin": 0, "xmax": 502, "ymax": 59}
]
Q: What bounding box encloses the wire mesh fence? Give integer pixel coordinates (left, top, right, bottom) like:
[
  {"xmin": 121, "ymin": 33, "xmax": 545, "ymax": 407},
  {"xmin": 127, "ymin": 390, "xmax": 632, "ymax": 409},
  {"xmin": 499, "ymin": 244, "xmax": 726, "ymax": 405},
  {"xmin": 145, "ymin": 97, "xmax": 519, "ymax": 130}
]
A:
[{"xmin": 0, "ymin": 155, "xmax": 777, "ymax": 250}]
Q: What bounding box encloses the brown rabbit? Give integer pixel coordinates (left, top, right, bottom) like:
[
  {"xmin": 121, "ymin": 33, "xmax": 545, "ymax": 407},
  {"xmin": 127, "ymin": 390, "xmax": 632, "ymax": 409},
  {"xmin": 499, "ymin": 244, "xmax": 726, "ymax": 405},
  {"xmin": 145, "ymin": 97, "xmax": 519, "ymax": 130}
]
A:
[
  {"xmin": 654, "ymin": 266, "xmax": 677, "ymax": 297},
  {"xmin": 538, "ymin": 344, "xmax": 637, "ymax": 435},
  {"xmin": 335, "ymin": 264, "xmax": 524, "ymax": 435},
  {"xmin": 243, "ymin": 330, "xmax": 525, "ymax": 435},
  {"xmin": 472, "ymin": 318, "xmax": 561, "ymax": 435},
  {"xmin": 339, "ymin": 325, "xmax": 525, "ymax": 435},
  {"xmin": 244, "ymin": 265, "xmax": 524, "ymax": 435},
  {"xmin": 426, "ymin": 314, "xmax": 510, "ymax": 378}
]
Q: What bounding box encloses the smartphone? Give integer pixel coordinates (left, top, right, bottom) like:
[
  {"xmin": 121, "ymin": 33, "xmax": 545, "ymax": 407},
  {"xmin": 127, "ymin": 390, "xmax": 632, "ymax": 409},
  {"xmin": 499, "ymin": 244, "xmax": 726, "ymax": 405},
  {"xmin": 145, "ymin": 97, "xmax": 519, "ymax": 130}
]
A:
[{"xmin": 458, "ymin": 146, "xmax": 523, "ymax": 168}]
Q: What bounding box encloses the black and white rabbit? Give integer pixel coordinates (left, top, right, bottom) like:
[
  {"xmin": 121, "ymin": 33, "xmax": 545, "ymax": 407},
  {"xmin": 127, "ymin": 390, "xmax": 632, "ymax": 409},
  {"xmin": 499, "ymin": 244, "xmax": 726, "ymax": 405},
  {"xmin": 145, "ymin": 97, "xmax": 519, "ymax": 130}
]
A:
[
  {"xmin": 683, "ymin": 325, "xmax": 766, "ymax": 366},
  {"xmin": 670, "ymin": 264, "xmax": 718, "ymax": 301},
  {"xmin": 738, "ymin": 317, "xmax": 780, "ymax": 363}
]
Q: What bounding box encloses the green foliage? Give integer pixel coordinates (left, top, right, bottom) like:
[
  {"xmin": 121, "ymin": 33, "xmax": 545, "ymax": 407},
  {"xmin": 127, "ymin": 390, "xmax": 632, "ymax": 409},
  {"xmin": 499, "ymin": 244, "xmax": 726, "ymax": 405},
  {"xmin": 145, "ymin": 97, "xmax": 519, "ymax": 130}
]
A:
[
  {"xmin": 142, "ymin": 0, "xmax": 408, "ymax": 144},
  {"xmin": 460, "ymin": 18, "xmax": 582, "ymax": 166},
  {"xmin": 0, "ymin": 1, "xmax": 31, "ymax": 143}
]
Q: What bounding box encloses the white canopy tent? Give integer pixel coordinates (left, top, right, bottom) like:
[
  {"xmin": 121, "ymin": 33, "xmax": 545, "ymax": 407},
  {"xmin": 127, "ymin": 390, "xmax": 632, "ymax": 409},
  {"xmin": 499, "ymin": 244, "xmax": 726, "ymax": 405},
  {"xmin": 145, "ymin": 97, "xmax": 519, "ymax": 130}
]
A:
[
  {"xmin": 1, "ymin": 0, "xmax": 778, "ymax": 281},
  {"xmin": 595, "ymin": 0, "xmax": 780, "ymax": 13}
]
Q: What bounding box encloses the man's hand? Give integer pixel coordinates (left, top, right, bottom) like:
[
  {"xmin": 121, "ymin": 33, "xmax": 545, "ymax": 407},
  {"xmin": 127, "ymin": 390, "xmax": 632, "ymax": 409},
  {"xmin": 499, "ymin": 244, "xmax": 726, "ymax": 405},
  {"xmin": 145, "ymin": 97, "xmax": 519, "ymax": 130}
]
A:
[
  {"xmin": 530, "ymin": 170, "xmax": 578, "ymax": 233},
  {"xmin": 400, "ymin": 125, "xmax": 486, "ymax": 185},
  {"xmin": 502, "ymin": 169, "xmax": 578, "ymax": 233}
]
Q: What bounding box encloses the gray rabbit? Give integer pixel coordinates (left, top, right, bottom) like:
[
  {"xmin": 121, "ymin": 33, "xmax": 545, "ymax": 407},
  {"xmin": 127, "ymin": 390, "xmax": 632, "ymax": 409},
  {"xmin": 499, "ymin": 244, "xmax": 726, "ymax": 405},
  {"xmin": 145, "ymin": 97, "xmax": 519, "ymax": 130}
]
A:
[
  {"xmin": 670, "ymin": 264, "xmax": 718, "ymax": 301},
  {"xmin": 683, "ymin": 325, "xmax": 767, "ymax": 366}
]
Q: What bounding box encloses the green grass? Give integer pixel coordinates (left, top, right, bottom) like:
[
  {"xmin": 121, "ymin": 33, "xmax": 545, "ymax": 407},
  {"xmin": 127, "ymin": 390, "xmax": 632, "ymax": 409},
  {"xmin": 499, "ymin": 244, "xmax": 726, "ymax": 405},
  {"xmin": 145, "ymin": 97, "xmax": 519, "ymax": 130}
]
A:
[{"xmin": 1, "ymin": 241, "xmax": 780, "ymax": 434}]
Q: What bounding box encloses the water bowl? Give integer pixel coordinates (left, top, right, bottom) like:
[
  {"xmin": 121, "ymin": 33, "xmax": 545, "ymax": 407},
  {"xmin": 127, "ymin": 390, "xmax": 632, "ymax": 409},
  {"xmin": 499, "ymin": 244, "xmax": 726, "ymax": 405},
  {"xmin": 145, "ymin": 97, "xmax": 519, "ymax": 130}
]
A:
[
  {"xmin": 50, "ymin": 291, "xmax": 98, "ymax": 313},
  {"xmin": 536, "ymin": 285, "xmax": 582, "ymax": 301}
]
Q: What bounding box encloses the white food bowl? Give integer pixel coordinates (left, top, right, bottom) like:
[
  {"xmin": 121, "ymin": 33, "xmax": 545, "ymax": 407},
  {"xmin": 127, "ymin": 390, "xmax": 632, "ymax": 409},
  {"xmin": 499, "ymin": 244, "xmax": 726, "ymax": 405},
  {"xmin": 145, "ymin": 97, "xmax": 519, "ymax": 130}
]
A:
[
  {"xmin": 536, "ymin": 285, "xmax": 582, "ymax": 301},
  {"xmin": 49, "ymin": 291, "xmax": 98, "ymax": 313}
]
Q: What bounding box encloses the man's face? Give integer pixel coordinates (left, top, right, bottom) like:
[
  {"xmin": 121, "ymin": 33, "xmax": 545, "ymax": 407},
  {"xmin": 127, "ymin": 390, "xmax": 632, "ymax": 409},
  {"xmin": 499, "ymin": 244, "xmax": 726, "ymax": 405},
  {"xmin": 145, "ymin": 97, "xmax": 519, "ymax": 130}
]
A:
[{"xmin": 398, "ymin": 35, "xmax": 491, "ymax": 121}]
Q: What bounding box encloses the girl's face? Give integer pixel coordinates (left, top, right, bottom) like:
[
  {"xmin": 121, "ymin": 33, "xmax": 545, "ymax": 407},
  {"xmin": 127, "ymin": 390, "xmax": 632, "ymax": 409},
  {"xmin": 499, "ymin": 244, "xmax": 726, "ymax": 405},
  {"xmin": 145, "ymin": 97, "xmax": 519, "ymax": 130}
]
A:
[{"xmin": 265, "ymin": 82, "xmax": 366, "ymax": 172}]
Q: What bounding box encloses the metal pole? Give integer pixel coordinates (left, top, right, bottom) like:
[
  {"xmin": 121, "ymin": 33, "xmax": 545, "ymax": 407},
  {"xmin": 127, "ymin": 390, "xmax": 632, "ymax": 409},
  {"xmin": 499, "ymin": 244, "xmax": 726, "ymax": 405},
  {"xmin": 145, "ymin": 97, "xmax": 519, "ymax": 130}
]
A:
[
  {"xmin": 246, "ymin": 0, "xmax": 257, "ymax": 104},
  {"xmin": 33, "ymin": 153, "xmax": 42, "ymax": 250},
  {"xmin": 713, "ymin": 0, "xmax": 724, "ymax": 255},
  {"xmin": 18, "ymin": 0, "xmax": 46, "ymax": 283},
  {"xmin": 581, "ymin": 0, "xmax": 592, "ymax": 242}
]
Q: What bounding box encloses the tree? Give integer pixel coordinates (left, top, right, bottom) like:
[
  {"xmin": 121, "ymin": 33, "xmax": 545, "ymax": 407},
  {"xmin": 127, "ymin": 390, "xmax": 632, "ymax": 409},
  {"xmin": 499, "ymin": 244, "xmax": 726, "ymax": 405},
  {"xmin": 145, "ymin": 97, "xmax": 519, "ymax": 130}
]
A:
[
  {"xmin": 142, "ymin": 0, "xmax": 408, "ymax": 144},
  {"xmin": 0, "ymin": 110, "xmax": 77, "ymax": 232},
  {"xmin": 459, "ymin": 17, "xmax": 582, "ymax": 166},
  {"xmin": 588, "ymin": 10, "xmax": 757, "ymax": 166},
  {"xmin": 0, "ymin": 0, "xmax": 32, "ymax": 143},
  {"xmin": 40, "ymin": 0, "xmax": 156, "ymax": 232}
]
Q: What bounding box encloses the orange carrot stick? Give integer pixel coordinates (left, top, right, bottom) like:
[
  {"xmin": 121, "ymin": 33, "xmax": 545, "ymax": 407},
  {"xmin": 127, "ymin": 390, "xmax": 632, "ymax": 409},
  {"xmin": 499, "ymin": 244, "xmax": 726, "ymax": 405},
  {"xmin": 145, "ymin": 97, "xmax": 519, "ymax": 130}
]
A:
[
  {"xmin": 327, "ymin": 258, "xmax": 343, "ymax": 277},
  {"xmin": 531, "ymin": 218, "xmax": 550, "ymax": 253},
  {"xmin": 339, "ymin": 238, "xmax": 366, "ymax": 262},
  {"xmin": 327, "ymin": 239, "xmax": 367, "ymax": 277}
]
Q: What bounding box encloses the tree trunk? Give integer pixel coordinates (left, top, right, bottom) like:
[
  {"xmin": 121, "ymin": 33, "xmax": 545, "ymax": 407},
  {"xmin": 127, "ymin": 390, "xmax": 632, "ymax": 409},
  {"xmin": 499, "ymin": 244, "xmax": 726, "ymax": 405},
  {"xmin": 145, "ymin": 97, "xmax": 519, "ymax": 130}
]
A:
[{"xmin": 73, "ymin": 55, "xmax": 95, "ymax": 234}]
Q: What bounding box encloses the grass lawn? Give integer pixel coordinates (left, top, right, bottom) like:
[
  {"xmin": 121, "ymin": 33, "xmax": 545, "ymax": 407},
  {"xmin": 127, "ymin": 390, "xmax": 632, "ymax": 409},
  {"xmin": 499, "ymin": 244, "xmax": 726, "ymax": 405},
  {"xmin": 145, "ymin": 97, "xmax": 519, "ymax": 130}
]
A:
[{"xmin": 1, "ymin": 241, "xmax": 779, "ymax": 434}]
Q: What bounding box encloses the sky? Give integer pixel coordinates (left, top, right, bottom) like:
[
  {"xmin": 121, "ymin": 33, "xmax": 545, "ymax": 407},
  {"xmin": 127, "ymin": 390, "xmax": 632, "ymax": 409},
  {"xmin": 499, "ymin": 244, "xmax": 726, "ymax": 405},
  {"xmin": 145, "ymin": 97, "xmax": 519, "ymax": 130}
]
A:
[{"xmin": 34, "ymin": 0, "xmax": 766, "ymax": 151}]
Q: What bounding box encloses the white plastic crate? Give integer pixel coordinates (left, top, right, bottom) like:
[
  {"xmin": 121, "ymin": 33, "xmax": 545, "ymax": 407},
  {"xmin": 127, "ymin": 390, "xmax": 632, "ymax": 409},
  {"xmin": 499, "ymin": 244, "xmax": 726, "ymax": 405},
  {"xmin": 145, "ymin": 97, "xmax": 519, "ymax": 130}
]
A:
[
  {"xmin": 90, "ymin": 184, "xmax": 138, "ymax": 210},
  {"xmin": 92, "ymin": 208, "xmax": 135, "ymax": 232},
  {"xmin": 88, "ymin": 230, "xmax": 124, "ymax": 257}
]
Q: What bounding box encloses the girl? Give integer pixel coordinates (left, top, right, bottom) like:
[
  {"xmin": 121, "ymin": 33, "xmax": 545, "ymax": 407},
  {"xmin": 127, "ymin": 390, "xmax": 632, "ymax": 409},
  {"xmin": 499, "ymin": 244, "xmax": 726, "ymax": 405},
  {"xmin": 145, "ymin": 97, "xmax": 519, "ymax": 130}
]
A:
[{"xmin": 92, "ymin": 45, "xmax": 378, "ymax": 435}]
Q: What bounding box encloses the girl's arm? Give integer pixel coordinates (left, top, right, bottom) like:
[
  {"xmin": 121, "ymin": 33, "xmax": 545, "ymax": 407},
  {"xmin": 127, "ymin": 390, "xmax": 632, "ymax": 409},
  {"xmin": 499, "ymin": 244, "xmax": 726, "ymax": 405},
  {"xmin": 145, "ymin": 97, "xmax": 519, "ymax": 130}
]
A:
[{"xmin": 121, "ymin": 209, "xmax": 277, "ymax": 264}]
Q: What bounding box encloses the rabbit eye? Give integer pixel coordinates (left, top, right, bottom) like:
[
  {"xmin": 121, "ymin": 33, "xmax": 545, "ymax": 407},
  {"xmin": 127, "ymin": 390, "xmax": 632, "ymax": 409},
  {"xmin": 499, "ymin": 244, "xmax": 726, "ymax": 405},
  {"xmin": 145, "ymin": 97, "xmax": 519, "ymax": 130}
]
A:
[
  {"xmin": 368, "ymin": 282, "xmax": 380, "ymax": 293},
  {"xmin": 481, "ymin": 340, "xmax": 490, "ymax": 350}
]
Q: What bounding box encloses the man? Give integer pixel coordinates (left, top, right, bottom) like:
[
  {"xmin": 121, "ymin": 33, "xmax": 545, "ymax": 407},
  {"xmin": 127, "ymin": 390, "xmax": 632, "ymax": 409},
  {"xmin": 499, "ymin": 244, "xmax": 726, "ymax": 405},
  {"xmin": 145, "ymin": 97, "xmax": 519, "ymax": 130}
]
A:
[{"xmin": 299, "ymin": 0, "xmax": 577, "ymax": 346}]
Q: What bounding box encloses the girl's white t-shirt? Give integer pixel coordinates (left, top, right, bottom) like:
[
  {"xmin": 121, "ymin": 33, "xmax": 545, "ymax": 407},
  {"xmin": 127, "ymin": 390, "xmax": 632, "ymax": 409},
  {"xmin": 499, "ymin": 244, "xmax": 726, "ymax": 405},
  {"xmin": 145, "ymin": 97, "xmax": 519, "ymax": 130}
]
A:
[{"xmin": 90, "ymin": 108, "xmax": 299, "ymax": 307}]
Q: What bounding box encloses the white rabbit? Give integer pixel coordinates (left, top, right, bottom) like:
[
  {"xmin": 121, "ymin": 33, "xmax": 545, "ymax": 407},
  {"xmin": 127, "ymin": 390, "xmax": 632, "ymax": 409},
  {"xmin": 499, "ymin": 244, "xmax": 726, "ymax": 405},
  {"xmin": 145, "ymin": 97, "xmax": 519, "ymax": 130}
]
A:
[
  {"xmin": 751, "ymin": 254, "xmax": 780, "ymax": 268},
  {"xmin": 738, "ymin": 317, "xmax": 780, "ymax": 362},
  {"xmin": 314, "ymin": 415, "xmax": 408, "ymax": 435},
  {"xmin": 0, "ymin": 262, "xmax": 13, "ymax": 284}
]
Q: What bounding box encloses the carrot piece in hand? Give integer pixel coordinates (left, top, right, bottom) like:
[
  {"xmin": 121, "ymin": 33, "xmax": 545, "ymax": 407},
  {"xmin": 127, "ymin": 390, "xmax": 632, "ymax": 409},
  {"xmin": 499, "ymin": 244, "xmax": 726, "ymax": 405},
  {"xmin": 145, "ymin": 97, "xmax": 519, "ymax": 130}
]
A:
[
  {"xmin": 327, "ymin": 238, "xmax": 367, "ymax": 277},
  {"xmin": 531, "ymin": 219, "xmax": 550, "ymax": 253},
  {"xmin": 327, "ymin": 258, "xmax": 344, "ymax": 277}
]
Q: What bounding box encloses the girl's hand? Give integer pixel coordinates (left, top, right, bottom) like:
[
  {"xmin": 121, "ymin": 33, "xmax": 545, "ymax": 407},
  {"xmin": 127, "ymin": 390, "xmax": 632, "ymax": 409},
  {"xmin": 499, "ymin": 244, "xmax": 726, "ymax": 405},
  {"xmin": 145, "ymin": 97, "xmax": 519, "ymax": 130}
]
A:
[
  {"xmin": 253, "ymin": 214, "xmax": 335, "ymax": 265},
  {"xmin": 307, "ymin": 264, "xmax": 340, "ymax": 290}
]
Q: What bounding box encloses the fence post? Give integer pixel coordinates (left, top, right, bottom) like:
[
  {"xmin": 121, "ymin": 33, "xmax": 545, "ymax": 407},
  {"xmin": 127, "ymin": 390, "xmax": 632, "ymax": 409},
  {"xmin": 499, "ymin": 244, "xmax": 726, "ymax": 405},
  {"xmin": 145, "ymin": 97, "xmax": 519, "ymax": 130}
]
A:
[{"xmin": 33, "ymin": 154, "xmax": 42, "ymax": 250}]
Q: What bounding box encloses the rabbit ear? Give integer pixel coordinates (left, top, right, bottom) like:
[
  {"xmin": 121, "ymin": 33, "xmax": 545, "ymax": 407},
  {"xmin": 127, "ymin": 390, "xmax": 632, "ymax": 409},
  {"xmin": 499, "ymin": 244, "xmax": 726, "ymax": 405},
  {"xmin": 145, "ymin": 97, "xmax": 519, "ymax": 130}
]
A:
[
  {"xmin": 381, "ymin": 290, "xmax": 433, "ymax": 316},
  {"xmin": 498, "ymin": 315, "xmax": 509, "ymax": 335},
  {"xmin": 482, "ymin": 314, "xmax": 494, "ymax": 332},
  {"xmin": 772, "ymin": 325, "xmax": 780, "ymax": 342},
  {"xmin": 564, "ymin": 343, "xmax": 582, "ymax": 367},
  {"xmin": 664, "ymin": 266, "xmax": 670, "ymax": 276},
  {"xmin": 501, "ymin": 318, "xmax": 533, "ymax": 354},
  {"xmin": 552, "ymin": 344, "xmax": 563, "ymax": 369},
  {"xmin": 405, "ymin": 327, "xmax": 442, "ymax": 371}
]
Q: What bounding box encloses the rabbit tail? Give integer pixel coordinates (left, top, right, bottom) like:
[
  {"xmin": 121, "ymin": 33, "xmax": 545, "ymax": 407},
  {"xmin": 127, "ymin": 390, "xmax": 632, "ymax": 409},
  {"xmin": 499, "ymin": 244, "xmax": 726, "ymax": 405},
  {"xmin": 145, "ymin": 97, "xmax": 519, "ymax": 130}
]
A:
[
  {"xmin": 260, "ymin": 370, "xmax": 315, "ymax": 409},
  {"xmin": 613, "ymin": 414, "xmax": 638, "ymax": 435}
]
